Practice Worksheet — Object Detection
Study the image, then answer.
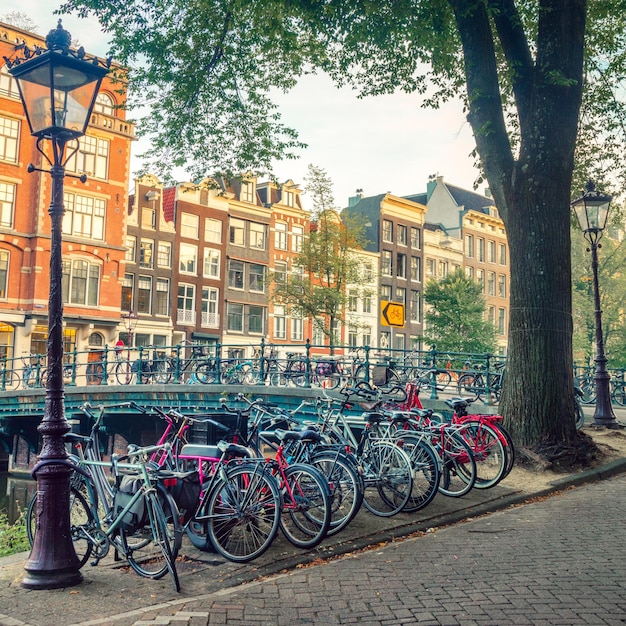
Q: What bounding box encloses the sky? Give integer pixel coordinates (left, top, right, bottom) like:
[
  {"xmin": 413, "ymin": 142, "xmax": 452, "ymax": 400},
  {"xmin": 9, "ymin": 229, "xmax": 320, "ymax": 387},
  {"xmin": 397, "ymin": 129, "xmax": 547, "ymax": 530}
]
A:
[{"xmin": 11, "ymin": 2, "xmax": 483, "ymax": 211}]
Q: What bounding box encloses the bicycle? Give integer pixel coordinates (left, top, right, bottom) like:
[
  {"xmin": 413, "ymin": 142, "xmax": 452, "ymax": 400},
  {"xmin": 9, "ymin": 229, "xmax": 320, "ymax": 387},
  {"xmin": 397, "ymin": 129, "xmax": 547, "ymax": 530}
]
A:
[
  {"xmin": 456, "ymin": 361, "xmax": 505, "ymax": 403},
  {"xmin": 0, "ymin": 361, "xmax": 20, "ymax": 390},
  {"xmin": 27, "ymin": 440, "xmax": 182, "ymax": 591},
  {"xmin": 20, "ymin": 354, "xmax": 46, "ymax": 388}
]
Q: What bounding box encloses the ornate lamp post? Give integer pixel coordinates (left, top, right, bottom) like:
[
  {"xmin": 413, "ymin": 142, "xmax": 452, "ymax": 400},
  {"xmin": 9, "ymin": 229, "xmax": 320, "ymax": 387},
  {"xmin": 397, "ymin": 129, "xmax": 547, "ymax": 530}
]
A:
[
  {"xmin": 4, "ymin": 21, "xmax": 110, "ymax": 588},
  {"xmin": 571, "ymin": 181, "xmax": 620, "ymax": 429},
  {"xmin": 122, "ymin": 310, "xmax": 138, "ymax": 358}
]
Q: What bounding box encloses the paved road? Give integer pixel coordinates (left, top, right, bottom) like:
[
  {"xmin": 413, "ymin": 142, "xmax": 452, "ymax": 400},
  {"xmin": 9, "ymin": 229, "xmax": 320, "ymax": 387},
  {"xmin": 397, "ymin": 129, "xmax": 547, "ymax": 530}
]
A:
[{"xmin": 53, "ymin": 473, "xmax": 626, "ymax": 626}]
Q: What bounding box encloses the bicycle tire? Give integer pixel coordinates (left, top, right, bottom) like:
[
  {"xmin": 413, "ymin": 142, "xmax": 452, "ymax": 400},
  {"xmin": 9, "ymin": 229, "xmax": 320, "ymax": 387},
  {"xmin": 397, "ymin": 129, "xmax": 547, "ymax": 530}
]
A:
[
  {"xmin": 0, "ymin": 369, "xmax": 20, "ymax": 390},
  {"xmin": 395, "ymin": 434, "xmax": 440, "ymax": 513},
  {"xmin": 153, "ymin": 359, "xmax": 173, "ymax": 384},
  {"xmin": 435, "ymin": 370, "xmax": 452, "ymax": 391},
  {"xmin": 115, "ymin": 360, "xmax": 133, "ymax": 385},
  {"xmin": 86, "ymin": 362, "xmax": 104, "ymax": 385},
  {"xmin": 309, "ymin": 452, "xmax": 363, "ymax": 537},
  {"xmin": 579, "ymin": 378, "xmax": 596, "ymax": 404},
  {"xmin": 456, "ymin": 421, "xmax": 507, "ymax": 489},
  {"xmin": 436, "ymin": 430, "xmax": 477, "ymax": 497},
  {"xmin": 194, "ymin": 361, "xmax": 218, "ymax": 384},
  {"xmin": 361, "ymin": 441, "xmax": 413, "ymax": 517},
  {"xmin": 290, "ymin": 360, "xmax": 308, "ymax": 387},
  {"xmin": 124, "ymin": 490, "xmax": 180, "ymax": 590},
  {"xmin": 457, "ymin": 373, "xmax": 482, "ymax": 401},
  {"xmin": 612, "ymin": 384, "xmax": 626, "ymax": 407},
  {"xmin": 205, "ymin": 463, "xmax": 281, "ymax": 563},
  {"xmin": 26, "ymin": 486, "xmax": 95, "ymax": 568},
  {"xmin": 279, "ymin": 463, "xmax": 331, "ymax": 549},
  {"xmin": 121, "ymin": 484, "xmax": 182, "ymax": 580}
]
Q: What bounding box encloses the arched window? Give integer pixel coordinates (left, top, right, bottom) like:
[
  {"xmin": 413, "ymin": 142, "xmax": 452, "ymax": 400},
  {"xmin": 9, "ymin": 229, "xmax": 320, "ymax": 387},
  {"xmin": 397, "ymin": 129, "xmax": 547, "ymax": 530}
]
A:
[
  {"xmin": 94, "ymin": 92, "xmax": 115, "ymax": 116},
  {"xmin": 88, "ymin": 332, "xmax": 104, "ymax": 347}
]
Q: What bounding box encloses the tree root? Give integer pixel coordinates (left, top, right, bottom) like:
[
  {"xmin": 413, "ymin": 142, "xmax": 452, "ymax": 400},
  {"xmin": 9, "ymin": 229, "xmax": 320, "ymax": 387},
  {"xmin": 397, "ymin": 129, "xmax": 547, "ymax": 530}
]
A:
[{"xmin": 517, "ymin": 431, "xmax": 600, "ymax": 472}]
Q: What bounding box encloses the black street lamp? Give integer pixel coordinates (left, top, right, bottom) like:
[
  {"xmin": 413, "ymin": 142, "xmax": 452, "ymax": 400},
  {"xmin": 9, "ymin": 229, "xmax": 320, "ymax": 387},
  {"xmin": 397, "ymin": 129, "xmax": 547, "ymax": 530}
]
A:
[
  {"xmin": 571, "ymin": 181, "xmax": 620, "ymax": 429},
  {"xmin": 123, "ymin": 310, "xmax": 138, "ymax": 356},
  {"xmin": 4, "ymin": 21, "xmax": 110, "ymax": 588}
]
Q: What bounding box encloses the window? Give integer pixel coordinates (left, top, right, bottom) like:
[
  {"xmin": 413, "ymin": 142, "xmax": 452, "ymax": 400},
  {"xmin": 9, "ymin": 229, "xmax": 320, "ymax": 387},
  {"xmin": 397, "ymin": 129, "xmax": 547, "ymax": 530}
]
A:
[
  {"xmin": 498, "ymin": 308, "xmax": 506, "ymax": 334},
  {"xmin": 498, "ymin": 274, "xmax": 507, "ymax": 298},
  {"xmin": 0, "ymin": 182, "xmax": 16, "ymax": 228},
  {"xmin": 121, "ymin": 274, "xmax": 133, "ymax": 311},
  {"xmin": 250, "ymin": 222, "xmax": 266, "ymax": 249},
  {"xmin": 397, "ymin": 224, "xmax": 408, "ymax": 246},
  {"xmin": 282, "ymin": 190, "xmax": 295, "ymax": 207},
  {"xmin": 292, "ymin": 225, "xmax": 304, "ymax": 252},
  {"xmin": 397, "ymin": 254, "xmax": 407, "ymax": 278},
  {"xmin": 125, "ymin": 236, "xmax": 136, "ymax": 263},
  {"xmin": 363, "ymin": 262, "xmax": 373, "ymax": 282},
  {"xmin": 179, "ymin": 243, "xmax": 198, "ymax": 274},
  {"xmin": 410, "ymin": 256, "xmax": 421, "ymax": 282},
  {"xmin": 274, "ymin": 305, "xmax": 287, "ymax": 339},
  {"xmin": 362, "ymin": 326, "xmax": 371, "ymax": 347},
  {"xmin": 63, "ymin": 193, "xmax": 105, "ymax": 239},
  {"xmin": 410, "ymin": 227, "xmax": 421, "ymax": 249},
  {"xmin": 228, "ymin": 260, "xmax": 244, "ymax": 289},
  {"xmin": 227, "ymin": 303, "xmax": 244, "ymax": 332},
  {"xmin": 203, "ymin": 248, "xmax": 220, "ymax": 278},
  {"xmin": 0, "ymin": 250, "xmax": 8, "ymax": 298},
  {"xmin": 477, "ymin": 237, "xmax": 485, "ymax": 262},
  {"xmin": 66, "ymin": 135, "xmax": 109, "ymax": 179},
  {"xmin": 488, "ymin": 240, "xmax": 496, "ymax": 263},
  {"xmin": 426, "ymin": 258, "xmax": 436, "ymax": 277},
  {"xmin": 62, "ymin": 259, "xmax": 100, "ymax": 306},
  {"xmin": 348, "ymin": 290, "xmax": 358, "ymax": 312},
  {"xmin": 488, "ymin": 271, "xmax": 496, "ymax": 296},
  {"xmin": 0, "ymin": 116, "xmax": 19, "ymax": 163},
  {"xmin": 241, "ymin": 180, "xmax": 255, "ymax": 203},
  {"xmin": 477, "ymin": 269, "xmax": 485, "ymax": 292},
  {"xmin": 155, "ymin": 278, "xmax": 170, "ymax": 316},
  {"xmin": 363, "ymin": 295, "xmax": 372, "ymax": 313},
  {"xmin": 94, "ymin": 92, "xmax": 115, "ymax": 116},
  {"xmin": 499, "ymin": 243, "xmax": 507, "ymax": 265},
  {"xmin": 205, "ymin": 218, "xmax": 222, "ymax": 243},
  {"xmin": 348, "ymin": 328, "xmax": 358, "ymax": 348},
  {"xmin": 142, "ymin": 207, "xmax": 156, "ymax": 229},
  {"xmin": 488, "ymin": 306, "xmax": 496, "ymax": 324},
  {"xmin": 465, "ymin": 266, "xmax": 474, "ymax": 279},
  {"xmin": 275, "ymin": 222, "xmax": 287, "ymax": 250},
  {"xmin": 394, "ymin": 333, "xmax": 406, "ymax": 351},
  {"xmin": 249, "ymin": 264, "xmax": 266, "ymax": 292},
  {"xmin": 292, "ymin": 317, "xmax": 303, "ymax": 341},
  {"xmin": 438, "ymin": 261, "xmax": 448, "ymax": 277},
  {"xmin": 177, "ymin": 284, "xmax": 196, "ymax": 324},
  {"xmin": 382, "ymin": 219, "xmax": 393, "ymax": 242},
  {"xmin": 395, "ymin": 287, "xmax": 406, "ymax": 306},
  {"xmin": 229, "ymin": 218, "xmax": 245, "ymax": 245},
  {"xmin": 181, "ymin": 212, "xmax": 199, "ymax": 238},
  {"xmin": 381, "ymin": 284, "xmax": 392, "ymax": 300},
  {"xmin": 382, "ymin": 250, "xmax": 392, "ymax": 276},
  {"xmin": 465, "ymin": 234, "xmax": 474, "ymax": 258},
  {"xmin": 157, "ymin": 241, "xmax": 172, "ymax": 267},
  {"xmin": 201, "ymin": 287, "xmax": 219, "ymax": 327},
  {"xmin": 139, "ymin": 239, "xmax": 154, "ymax": 268},
  {"xmin": 410, "ymin": 290, "xmax": 422, "ymax": 322},
  {"xmin": 274, "ymin": 261, "xmax": 287, "ymax": 285},
  {"xmin": 136, "ymin": 276, "xmax": 152, "ymax": 313},
  {"xmin": 0, "ymin": 65, "xmax": 19, "ymax": 99}
]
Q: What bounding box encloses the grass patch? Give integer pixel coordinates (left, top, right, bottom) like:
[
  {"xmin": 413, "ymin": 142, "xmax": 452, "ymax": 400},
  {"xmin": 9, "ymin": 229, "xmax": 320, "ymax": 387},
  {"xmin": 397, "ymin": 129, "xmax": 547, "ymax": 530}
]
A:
[{"xmin": 0, "ymin": 509, "xmax": 29, "ymax": 557}]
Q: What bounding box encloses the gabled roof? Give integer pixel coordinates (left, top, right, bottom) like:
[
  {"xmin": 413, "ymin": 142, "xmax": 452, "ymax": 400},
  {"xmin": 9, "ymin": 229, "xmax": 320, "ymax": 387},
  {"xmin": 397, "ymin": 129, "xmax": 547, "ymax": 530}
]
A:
[
  {"xmin": 444, "ymin": 184, "xmax": 494, "ymax": 214},
  {"xmin": 404, "ymin": 192, "xmax": 428, "ymax": 205}
]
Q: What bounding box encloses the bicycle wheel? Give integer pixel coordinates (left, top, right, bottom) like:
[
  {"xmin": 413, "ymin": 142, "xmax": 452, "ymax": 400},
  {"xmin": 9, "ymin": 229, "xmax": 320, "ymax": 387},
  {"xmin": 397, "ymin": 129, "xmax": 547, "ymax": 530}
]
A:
[
  {"xmin": 395, "ymin": 434, "xmax": 440, "ymax": 513},
  {"xmin": 115, "ymin": 360, "xmax": 133, "ymax": 385},
  {"xmin": 457, "ymin": 373, "xmax": 482, "ymax": 401},
  {"xmin": 290, "ymin": 360, "xmax": 308, "ymax": 387},
  {"xmin": 612, "ymin": 384, "xmax": 626, "ymax": 407},
  {"xmin": 0, "ymin": 369, "xmax": 19, "ymax": 390},
  {"xmin": 205, "ymin": 463, "xmax": 281, "ymax": 563},
  {"xmin": 121, "ymin": 484, "xmax": 182, "ymax": 580},
  {"xmin": 435, "ymin": 370, "xmax": 452, "ymax": 391},
  {"xmin": 437, "ymin": 430, "xmax": 477, "ymax": 497},
  {"xmin": 456, "ymin": 421, "xmax": 507, "ymax": 489},
  {"xmin": 279, "ymin": 463, "xmax": 331, "ymax": 549},
  {"xmin": 309, "ymin": 452, "xmax": 363, "ymax": 537},
  {"xmin": 86, "ymin": 362, "xmax": 104, "ymax": 385},
  {"xmin": 579, "ymin": 377, "xmax": 596, "ymax": 404},
  {"xmin": 26, "ymin": 486, "xmax": 95, "ymax": 568},
  {"xmin": 194, "ymin": 361, "xmax": 218, "ymax": 384},
  {"xmin": 124, "ymin": 490, "xmax": 180, "ymax": 590},
  {"xmin": 361, "ymin": 441, "xmax": 412, "ymax": 517},
  {"xmin": 153, "ymin": 359, "xmax": 173, "ymax": 384}
]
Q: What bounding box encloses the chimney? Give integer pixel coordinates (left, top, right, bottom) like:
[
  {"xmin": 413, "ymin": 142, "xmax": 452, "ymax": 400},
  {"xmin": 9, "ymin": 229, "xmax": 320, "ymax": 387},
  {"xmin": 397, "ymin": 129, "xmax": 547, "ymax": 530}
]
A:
[
  {"xmin": 484, "ymin": 187, "xmax": 492, "ymax": 198},
  {"xmin": 348, "ymin": 188, "xmax": 364, "ymax": 207}
]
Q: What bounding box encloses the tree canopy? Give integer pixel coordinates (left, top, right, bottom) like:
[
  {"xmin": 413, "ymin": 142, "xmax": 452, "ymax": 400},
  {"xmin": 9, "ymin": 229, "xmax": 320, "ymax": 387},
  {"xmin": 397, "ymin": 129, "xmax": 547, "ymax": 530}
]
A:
[{"xmin": 57, "ymin": 0, "xmax": 626, "ymax": 462}]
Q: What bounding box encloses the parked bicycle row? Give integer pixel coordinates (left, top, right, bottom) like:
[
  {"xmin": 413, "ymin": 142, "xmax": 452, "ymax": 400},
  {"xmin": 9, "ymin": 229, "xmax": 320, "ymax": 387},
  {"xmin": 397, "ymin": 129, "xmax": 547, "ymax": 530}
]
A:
[{"xmin": 25, "ymin": 380, "xmax": 515, "ymax": 591}]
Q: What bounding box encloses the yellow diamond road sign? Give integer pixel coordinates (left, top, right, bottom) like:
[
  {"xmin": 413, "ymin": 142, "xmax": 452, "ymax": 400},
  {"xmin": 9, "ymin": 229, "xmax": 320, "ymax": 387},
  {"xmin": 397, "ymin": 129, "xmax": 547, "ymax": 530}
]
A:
[{"xmin": 380, "ymin": 301, "xmax": 405, "ymax": 328}]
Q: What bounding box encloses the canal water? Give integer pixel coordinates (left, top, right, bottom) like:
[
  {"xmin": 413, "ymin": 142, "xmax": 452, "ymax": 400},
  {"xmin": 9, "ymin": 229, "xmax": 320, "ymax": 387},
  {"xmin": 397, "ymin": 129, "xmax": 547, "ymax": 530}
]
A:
[{"xmin": 1, "ymin": 472, "xmax": 36, "ymax": 524}]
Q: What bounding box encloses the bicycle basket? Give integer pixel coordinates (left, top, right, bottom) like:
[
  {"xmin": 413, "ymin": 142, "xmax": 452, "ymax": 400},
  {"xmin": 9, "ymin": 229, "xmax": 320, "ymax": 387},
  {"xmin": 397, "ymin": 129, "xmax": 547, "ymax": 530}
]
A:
[
  {"xmin": 372, "ymin": 365, "xmax": 389, "ymax": 386},
  {"xmin": 113, "ymin": 475, "xmax": 147, "ymax": 533}
]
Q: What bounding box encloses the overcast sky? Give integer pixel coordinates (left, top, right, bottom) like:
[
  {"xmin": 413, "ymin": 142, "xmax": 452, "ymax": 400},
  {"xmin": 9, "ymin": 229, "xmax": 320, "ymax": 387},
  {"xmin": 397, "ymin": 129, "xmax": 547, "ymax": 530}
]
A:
[{"xmin": 13, "ymin": 2, "xmax": 483, "ymax": 210}]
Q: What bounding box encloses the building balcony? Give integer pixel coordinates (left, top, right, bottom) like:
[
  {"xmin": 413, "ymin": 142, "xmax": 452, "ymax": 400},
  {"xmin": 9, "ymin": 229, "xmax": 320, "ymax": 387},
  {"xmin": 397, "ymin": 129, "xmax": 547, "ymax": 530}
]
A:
[
  {"xmin": 201, "ymin": 312, "xmax": 220, "ymax": 329},
  {"xmin": 177, "ymin": 308, "xmax": 196, "ymax": 325}
]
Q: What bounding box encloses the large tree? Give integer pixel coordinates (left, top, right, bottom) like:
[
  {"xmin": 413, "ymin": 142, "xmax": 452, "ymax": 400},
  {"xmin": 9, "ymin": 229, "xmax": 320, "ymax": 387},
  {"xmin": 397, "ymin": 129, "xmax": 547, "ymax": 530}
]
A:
[{"xmin": 58, "ymin": 0, "xmax": 626, "ymax": 463}]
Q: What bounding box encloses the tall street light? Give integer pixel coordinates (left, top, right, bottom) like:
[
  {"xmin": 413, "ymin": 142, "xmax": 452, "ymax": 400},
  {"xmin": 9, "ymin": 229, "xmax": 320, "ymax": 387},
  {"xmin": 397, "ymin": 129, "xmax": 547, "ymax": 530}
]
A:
[
  {"xmin": 4, "ymin": 21, "xmax": 110, "ymax": 588},
  {"xmin": 571, "ymin": 181, "xmax": 620, "ymax": 429}
]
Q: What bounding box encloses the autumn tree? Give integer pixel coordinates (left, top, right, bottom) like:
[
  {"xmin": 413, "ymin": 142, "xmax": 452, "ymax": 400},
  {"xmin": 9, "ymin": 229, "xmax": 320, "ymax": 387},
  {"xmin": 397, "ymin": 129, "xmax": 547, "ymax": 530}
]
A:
[
  {"xmin": 423, "ymin": 269, "xmax": 496, "ymax": 354},
  {"xmin": 57, "ymin": 0, "xmax": 626, "ymax": 463},
  {"xmin": 272, "ymin": 165, "xmax": 367, "ymax": 351}
]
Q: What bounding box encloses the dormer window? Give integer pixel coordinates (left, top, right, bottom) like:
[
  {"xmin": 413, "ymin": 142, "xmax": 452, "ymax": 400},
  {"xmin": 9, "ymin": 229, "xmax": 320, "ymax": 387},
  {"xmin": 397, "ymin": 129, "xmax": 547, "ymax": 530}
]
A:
[
  {"xmin": 283, "ymin": 190, "xmax": 295, "ymax": 207},
  {"xmin": 241, "ymin": 180, "xmax": 255, "ymax": 203}
]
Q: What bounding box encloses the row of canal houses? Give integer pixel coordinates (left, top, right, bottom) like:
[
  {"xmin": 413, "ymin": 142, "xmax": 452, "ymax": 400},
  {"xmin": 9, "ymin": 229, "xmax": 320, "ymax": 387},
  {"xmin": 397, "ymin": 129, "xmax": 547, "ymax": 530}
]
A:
[{"xmin": 0, "ymin": 20, "xmax": 510, "ymax": 370}]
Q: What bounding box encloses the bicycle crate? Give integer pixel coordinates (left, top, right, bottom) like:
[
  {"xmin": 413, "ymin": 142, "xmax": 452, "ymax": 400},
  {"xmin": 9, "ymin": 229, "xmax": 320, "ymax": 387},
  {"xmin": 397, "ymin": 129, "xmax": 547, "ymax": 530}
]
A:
[{"xmin": 188, "ymin": 412, "xmax": 247, "ymax": 445}]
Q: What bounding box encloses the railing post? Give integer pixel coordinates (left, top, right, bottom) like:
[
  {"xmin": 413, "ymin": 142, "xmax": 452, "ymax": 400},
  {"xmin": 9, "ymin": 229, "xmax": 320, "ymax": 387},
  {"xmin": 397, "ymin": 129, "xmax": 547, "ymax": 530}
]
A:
[
  {"xmin": 0, "ymin": 354, "xmax": 7, "ymax": 390},
  {"xmin": 258, "ymin": 337, "xmax": 266, "ymax": 386},
  {"xmin": 484, "ymin": 353, "xmax": 492, "ymax": 406},
  {"xmin": 305, "ymin": 338, "xmax": 312, "ymax": 388},
  {"xmin": 136, "ymin": 346, "xmax": 144, "ymax": 385},
  {"xmin": 214, "ymin": 342, "xmax": 222, "ymax": 385},
  {"xmin": 173, "ymin": 344, "xmax": 182, "ymax": 383},
  {"xmin": 429, "ymin": 344, "xmax": 438, "ymax": 400},
  {"xmin": 101, "ymin": 346, "xmax": 108, "ymax": 386},
  {"xmin": 364, "ymin": 345, "xmax": 371, "ymax": 384}
]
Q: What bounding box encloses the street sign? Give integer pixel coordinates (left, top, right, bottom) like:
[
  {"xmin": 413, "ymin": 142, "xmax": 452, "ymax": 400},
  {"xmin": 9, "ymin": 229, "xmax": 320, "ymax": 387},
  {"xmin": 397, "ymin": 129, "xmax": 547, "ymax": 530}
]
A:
[{"xmin": 380, "ymin": 300, "xmax": 405, "ymax": 328}]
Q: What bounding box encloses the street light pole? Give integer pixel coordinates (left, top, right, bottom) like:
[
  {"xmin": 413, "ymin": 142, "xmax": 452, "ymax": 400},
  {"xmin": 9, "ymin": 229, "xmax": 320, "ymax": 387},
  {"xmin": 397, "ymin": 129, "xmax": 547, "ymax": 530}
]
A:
[
  {"xmin": 5, "ymin": 21, "xmax": 110, "ymax": 588},
  {"xmin": 571, "ymin": 181, "xmax": 620, "ymax": 429}
]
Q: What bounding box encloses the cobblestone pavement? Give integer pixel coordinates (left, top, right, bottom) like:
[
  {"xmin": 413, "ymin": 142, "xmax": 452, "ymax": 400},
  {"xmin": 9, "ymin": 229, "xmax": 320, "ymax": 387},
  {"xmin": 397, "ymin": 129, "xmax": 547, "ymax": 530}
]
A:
[{"xmin": 4, "ymin": 473, "xmax": 626, "ymax": 626}]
